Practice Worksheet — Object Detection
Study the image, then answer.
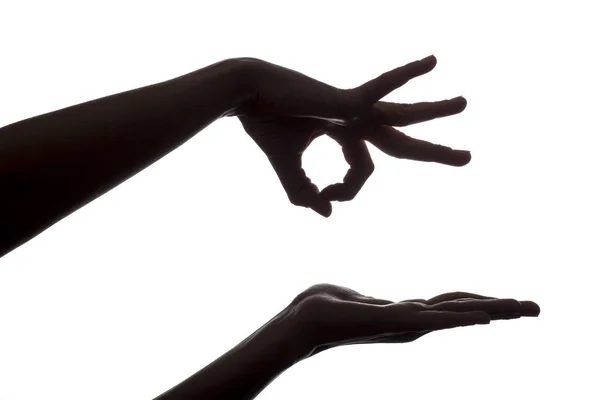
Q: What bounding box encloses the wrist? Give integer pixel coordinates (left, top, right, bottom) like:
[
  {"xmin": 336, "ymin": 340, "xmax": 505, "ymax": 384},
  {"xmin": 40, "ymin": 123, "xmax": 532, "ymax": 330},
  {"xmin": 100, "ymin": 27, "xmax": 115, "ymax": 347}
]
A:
[
  {"xmin": 168, "ymin": 58, "xmax": 250, "ymax": 125},
  {"xmin": 258, "ymin": 307, "xmax": 311, "ymax": 366},
  {"xmin": 155, "ymin": 308, "xmax": 307, "ymax": 400}
]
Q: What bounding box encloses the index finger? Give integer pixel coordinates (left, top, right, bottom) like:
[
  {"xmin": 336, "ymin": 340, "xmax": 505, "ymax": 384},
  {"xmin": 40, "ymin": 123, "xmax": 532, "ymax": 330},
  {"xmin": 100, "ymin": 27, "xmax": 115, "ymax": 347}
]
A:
[
  {"xmin": 320, "ymin": 137, "xmax": 374, "ymax": 202},
  {"xmin": 411, "ymin": 310, "xmax": 491, "ymax": 331},
  {"xmin": 354, "ymin": 56, "xmax": 438, "ymax": 105}
]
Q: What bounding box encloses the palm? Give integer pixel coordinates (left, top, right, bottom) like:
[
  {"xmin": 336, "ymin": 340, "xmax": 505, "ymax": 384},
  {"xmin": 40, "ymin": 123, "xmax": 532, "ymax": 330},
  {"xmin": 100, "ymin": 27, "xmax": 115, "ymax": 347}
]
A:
[
  {"xmin": 239, "ymin": 116, "xmax": 326, "ymax": 162},
  {"xmin": 289, "ymin": 284, "xmax": 540, "ymax": 358}
]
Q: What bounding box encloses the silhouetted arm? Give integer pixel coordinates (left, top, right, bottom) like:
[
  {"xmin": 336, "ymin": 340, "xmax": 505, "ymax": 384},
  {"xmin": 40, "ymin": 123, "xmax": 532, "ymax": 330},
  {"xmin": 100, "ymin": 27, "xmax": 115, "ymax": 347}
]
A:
[
  {"xmin": 0, "ymin": 59, "xmax": 244, "ymax": 258},
  {"xmin": 0, "ymin": 56, "xmax": 472, "ymax": 258},
  {"xmin": 154, "ymin": 309, "xmax": 306, "ymax": 400},
  {"xmin": 154, "ymin": 284, "xmax": 540, "ymax": 400}
]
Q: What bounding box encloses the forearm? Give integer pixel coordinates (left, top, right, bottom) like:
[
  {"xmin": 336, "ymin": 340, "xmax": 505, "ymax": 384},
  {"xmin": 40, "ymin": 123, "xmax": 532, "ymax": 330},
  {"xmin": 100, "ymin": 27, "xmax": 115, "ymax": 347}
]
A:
[
  {"xmin": 155, "ymin": 308, "xmax": 307, "ymax": 400},
  {"xmin": 0, "ymin": 59, "xmax": 244, "ymax": 258}
]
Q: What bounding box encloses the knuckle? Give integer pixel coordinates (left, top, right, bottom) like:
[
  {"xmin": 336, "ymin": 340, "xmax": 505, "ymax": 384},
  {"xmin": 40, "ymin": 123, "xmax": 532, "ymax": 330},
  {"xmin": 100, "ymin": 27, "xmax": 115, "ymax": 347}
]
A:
[
  {"xmin": 364, "ymin": 160, "xmax": 375, "ymax": 176},
  {"xmin": 306, "ymin": 283, "xmax": 338, "ymax": 293},
  {"xmin": 403, "ymin": 302, "xmax": 428, "ymax": 311},
  {"xmin": 287, "ymin": 189, "xmax": 309, "ymax": 207},
  {"xmin": 506, "ymin": 299, "xmax": 522, "ymax": 309},
  {"xmin": 293, "ymin": 294, "xmax": 330, "ymax": 327},
  {"xmin": 291, "ymin": 284, "xmax": 333, "ymax": 306},
  {"xmin": 287, "ymin": 183, "xmax": 317, "ymax": 207},
  {"xmin": 339, "ymin": 192, "xmax": 357, "ymax": 201},
  {"xmin": 288, "ymin": 195, "xmax": 305, "ymax": 207},
  {"xmin": 341, "ymin": 88, "xmax": 370, "ymax": 116}
]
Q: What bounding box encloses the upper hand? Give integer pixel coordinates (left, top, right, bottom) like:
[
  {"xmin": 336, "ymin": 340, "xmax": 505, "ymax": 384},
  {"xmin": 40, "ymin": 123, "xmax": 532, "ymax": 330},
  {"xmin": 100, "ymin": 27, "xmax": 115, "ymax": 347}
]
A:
[
  {"xmin": 287, "ymin": 284, "xmax": 540, "ymax": 358},
  {"xmin": 234, "ymin": 56, "xmax": 471, "ymax": 217}
]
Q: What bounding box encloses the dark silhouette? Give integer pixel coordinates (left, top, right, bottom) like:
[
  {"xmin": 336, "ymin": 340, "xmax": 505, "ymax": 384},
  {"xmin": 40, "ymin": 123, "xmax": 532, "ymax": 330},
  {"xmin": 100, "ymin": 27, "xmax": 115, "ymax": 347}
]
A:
[
  {"xmin": 0, "ymin": 56, "xmax": 540, "ymax": 399},
  {"xmin": 155, "ymin": 284, "xmax": 540, "ymax": 400},
  {"xmin": 0, "ymin": 56, "xmax": 470, "ymax": 258}
]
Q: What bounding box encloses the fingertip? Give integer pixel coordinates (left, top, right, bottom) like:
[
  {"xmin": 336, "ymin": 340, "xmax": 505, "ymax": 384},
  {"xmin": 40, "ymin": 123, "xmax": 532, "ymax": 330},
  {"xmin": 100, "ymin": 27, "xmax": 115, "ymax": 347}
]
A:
[
  {"xmin": 320, "ymin": 183, "xmax": 357, "ymax": 203},
  {"xmin": 422, "ymin": 55, "xmax": 437, "ymax": 68},
  {"xmin": 416, "ymin": 55, "xmax": 437, "ymax": 74},
  {"xmin": 312, "ymin": 201, "xmax": 332, "ymax": 218},
  {"xmin": 463, "ymin": 151, "xmax": 472, "ymax": 165},
  {"xmin": 521, "ymin": 301, "xmax": 541, "ymax": 317},
  {"xmin": 319, "ymin": 184, "xmax": 337, "ymax": 202},
  {"xmin": 452, "ymin": 96, "xmax": 468, "ymax": 112},
  {"xmin": 440, "ymin": 150, "xmax": 471, "ymax": 167},
  {"xmin": 453, "ymin": 150, "xmax": 472, "ymax": 166}
]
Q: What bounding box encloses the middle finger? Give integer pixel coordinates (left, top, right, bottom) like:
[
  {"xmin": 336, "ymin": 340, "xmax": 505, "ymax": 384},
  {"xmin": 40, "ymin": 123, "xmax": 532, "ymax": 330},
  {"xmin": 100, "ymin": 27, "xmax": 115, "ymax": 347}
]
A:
[{"xmin": 373, "ymin": 97, "xmax": 467, "ymax": 127}]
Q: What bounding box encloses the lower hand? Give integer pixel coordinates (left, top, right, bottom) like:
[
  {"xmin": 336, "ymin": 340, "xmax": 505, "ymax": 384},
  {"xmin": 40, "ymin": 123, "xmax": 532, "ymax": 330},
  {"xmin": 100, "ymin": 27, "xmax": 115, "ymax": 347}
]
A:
[{"xmin": 287, "ymin": 284, "xmax": 540, "ymax": 358}]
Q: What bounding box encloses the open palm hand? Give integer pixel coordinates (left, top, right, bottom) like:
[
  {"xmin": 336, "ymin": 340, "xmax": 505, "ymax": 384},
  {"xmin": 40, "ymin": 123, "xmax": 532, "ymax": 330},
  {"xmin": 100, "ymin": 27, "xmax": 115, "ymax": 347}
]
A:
[{"xmin": 288, "ymin": 284, "xmax": 540, "ymax": 358}]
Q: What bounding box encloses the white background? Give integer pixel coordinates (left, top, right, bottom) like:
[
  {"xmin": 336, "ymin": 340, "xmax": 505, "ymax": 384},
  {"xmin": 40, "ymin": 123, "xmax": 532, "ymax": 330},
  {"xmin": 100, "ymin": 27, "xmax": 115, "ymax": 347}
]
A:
[{"xmin": 0, "ymin": 1, "xmax": 598, "ymax": 399}]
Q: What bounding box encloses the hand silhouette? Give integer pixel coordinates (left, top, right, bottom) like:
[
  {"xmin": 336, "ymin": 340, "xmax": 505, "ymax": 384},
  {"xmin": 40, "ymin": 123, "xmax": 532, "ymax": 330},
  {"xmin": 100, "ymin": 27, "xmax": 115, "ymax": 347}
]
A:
[
  {"xmin": 235, "ymin": 56, "xmax": 470, "ymax": 217},
  {"xmin": 290, "ymin": 284, "xmax": 540, "ymax": 357},
  {"xmin": 154, "ymin": 283, "xmax": 540, "ymax": 400}
]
